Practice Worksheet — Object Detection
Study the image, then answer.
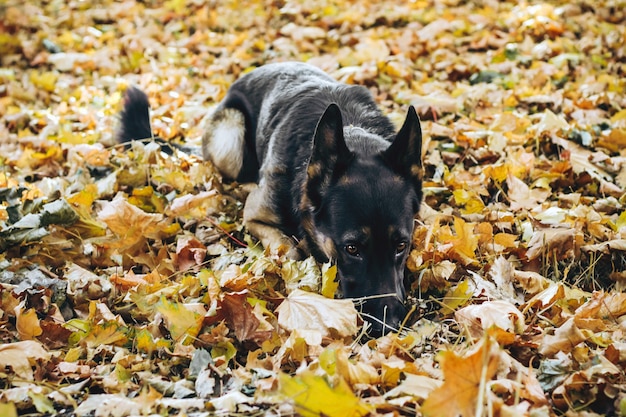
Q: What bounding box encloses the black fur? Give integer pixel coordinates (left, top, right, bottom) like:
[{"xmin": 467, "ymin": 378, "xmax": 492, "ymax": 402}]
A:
[{"xmin": 117, "ymin": 86, "xmax": 152, "ymax": 143}]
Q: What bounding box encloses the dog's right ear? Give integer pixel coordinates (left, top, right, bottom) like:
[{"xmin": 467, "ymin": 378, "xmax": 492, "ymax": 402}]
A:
[
  {"xmin": 382, "ymin": 105, "xmax": 423, "ymax": 195},
  {"xmin": 303, "ymin": 103, "xmax": 353, "ymax": 209}
]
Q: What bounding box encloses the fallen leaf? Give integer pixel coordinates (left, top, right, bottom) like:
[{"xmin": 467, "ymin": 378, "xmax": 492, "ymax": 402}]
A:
[
  {"xmin": 422, "ymin": 337, "xmax": 499, "ymax": 417},
  {"xmin": 155, "ymin": 297, "xmax": 204, "ymax": 345},
  {"xmin": 455, "ymin": 300, "xmax": 526, "ymax": 339},
  {"xmin": 15, "ymin": 301, "xmax": 43, "ymax": 340},
  {"xmin": 538, "ymin": 318, "xmax": 587, "ymax": 357},
  {"xmin": 277, "ymin": 372, "xmax": 372, "ymax": 417},
  {"xmin": 0, "ymin": 340, "xmax": 51, "ymax": 380},
  {"xmin": 276, "ymin": 289, "xmax": 358, "ymax": 339}
]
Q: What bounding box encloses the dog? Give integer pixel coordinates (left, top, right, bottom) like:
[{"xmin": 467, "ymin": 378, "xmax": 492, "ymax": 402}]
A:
[{"xmin": 119, "ymin": 62, "xmax": 423, "ymax": 336}]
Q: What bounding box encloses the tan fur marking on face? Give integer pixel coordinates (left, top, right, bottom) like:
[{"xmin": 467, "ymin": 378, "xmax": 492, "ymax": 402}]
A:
[
  {"xmin": 338, "ymin": 175, "xmax": 356, "ymax": 186},
  {"xmin": 322, "ymin": 236, "xmax": 337, "ymax": 259},
  {"xmin": 307, "ymin": 163, "xmax": 322, "ymax": 178},
  {"xmin": 410, "ymin": 163, "xmax": 424, "ymax": 180}
]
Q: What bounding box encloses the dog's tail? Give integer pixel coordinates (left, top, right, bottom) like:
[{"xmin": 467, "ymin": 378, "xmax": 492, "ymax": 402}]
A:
[
  {"xmin": 202, "ymin": 91, "xmax": 258, "ymax": 182},
  {"xmin": 117, "ymin": 86, "xmax": 153, "ymax": 144}
]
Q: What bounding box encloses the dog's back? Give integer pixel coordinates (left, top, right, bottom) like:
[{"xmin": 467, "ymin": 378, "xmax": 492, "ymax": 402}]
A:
[{"xmin": 203, "ymin": 63, "xmax": 396, "ymax": 184}]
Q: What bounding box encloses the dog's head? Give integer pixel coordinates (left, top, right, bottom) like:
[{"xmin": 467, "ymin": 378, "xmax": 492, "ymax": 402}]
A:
[{"xmin": 301, "ymin": 103, "xmax": 423, "ymax": 337}]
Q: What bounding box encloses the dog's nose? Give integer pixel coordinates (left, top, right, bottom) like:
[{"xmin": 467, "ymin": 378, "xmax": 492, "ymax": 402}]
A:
[{"xmin": 362, "ymin": 297, "xmax": 408, "ymax": 337}]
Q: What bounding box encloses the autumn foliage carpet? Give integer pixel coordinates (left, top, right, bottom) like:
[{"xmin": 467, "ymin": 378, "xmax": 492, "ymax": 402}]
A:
[{"xmin": 1, "ymin": 0, "xmax": 626, "ymax": 416}]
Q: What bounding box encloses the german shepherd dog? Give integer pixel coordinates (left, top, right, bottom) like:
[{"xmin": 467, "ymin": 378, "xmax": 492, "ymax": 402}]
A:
[{"xmin": 119, "ymin": 62, "xmax": 423, "ymax": 336}]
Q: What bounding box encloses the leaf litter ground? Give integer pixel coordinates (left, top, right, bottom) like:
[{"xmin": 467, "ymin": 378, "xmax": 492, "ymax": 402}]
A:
[{"xmin": 1, "ymin": 0, "xmax": 626, "ymax": 416}]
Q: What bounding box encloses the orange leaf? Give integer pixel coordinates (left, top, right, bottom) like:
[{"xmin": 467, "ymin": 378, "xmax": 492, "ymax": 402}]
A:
[
  {"xmin": 15, "ymin": 301, "xmax": 43, "ymax": 340},
  {"xmin": 422, "ymin": 338, "xmax": 499, "ymax": 417}
]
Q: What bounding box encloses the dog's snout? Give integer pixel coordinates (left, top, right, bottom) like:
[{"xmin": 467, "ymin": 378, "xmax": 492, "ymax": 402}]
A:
[{"xmin": 361, "ymin": 295, "xmax": 409, "ymax": 337}]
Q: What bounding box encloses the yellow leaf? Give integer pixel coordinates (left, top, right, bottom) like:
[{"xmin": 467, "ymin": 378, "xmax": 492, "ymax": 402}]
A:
[
  {"xmin": 81, "ymin": 322, "xmax": 129, "ymax": 348},
  {"xmin": 493, "ymin": 232, "xmax": 518, "ymax": 248},
  {"xmin": 278, "ymin": 372, "xmax": 372, "ymax": 417},
  {"xmin": 483, "ymin": 164, "xmax": 508, "ymax": 183},
  {"xmin": 319, "ymin": 348, "xmax": 337, "ymax": 376},
  {"xmin": 135, "ymin": 328, "xmax": 172, "ymax": 354},
  {"xmin": 616, "ymin": 210, "xmax": 626, "ymax": 231},
  {"xmin": 440, "ymin": 280, "xmax": 473, "ymax": 315},
  {"xmin": 67, "ymin": 184, "xmax": 98, "ymax": 208},
  {"xmin": 449, "ymin": 217, "xmax": 479, "ymax": 264},
  {"xmin": 422, "ymin": 338, "xmax": 499, "ymax": 417},
  {"xmin": 29, "ymin": 71, "xmax": 58, "ymax": 92},
  {"xmin": 211, "ymin": 340, "xmax": 237, "ymax": 365},
  {"xmin": 452, "ymin": 189, "xmax": 485, "ymax": 214},
  {"xmin": 334, "ymin": 346, "xmax": 379, "ymax": 386},
  {"xmin": 598, "ymin": 128, "xmax": 626, "ymax": 153},
  {"xmin": 65, "ymin": 347, "xmax": 83, "ymax": 362},
  {"xmin": 155, "ymin": 297, "xmax": 203, "ymax": 344},
  {"xmin": 0, "ymin": 403, "xmax": 17, "ymax": 417},
  {"xmin": 15, "ymin": 302, "xmax": 43, "ymax": 340},
  {"xmin": 321, "ymin": 263, "xmax": 338, "ymax": 298}
]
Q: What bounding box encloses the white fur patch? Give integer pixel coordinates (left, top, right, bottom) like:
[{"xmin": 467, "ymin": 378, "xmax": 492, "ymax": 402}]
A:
[{"xmin": 204, "ymin": 108, "xmax": 246, "ymax": 179}]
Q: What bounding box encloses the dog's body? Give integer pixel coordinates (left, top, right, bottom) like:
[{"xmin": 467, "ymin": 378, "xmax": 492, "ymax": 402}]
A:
[{"xmin": 120, "ymin": 62, "xmax": 423, "ymax": 335}]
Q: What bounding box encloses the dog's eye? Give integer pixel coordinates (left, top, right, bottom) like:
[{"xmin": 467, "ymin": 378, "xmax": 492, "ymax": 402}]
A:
[
  {"xmin": 345, "ymin": 244, "xmax": 360, "ymax": 257},
  {"xmin": 396, "ymin": 242, "xmax": 408, "ymax": 254}
]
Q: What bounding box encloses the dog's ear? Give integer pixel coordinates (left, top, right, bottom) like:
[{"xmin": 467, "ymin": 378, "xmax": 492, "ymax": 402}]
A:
[
  {"xmin": 304, "ymin": 103, "xmax": 353, "ymax": 209},
  {"xmin": 383, "ymin": 105, "xmax": 423, "ymax": 193}
]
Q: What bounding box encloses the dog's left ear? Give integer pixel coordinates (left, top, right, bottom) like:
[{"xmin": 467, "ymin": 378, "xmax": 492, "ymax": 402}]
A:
[
  {"xmin": 383, "ymin": 105, "xmax": 423, "ymax": 194},
  {"xmin": 304, "ymin": 103, "xmax": 353, "ymax": 209}
]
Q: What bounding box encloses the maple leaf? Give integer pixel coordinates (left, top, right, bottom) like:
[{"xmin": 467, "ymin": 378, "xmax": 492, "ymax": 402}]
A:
[
  {"xmin": 384, "ymin": 373, "xmax": 442, "ymax": 401},
  {"xmin": 0, "ymin": 341, "xmax": 51, "ymax": 380},
  {"xmin": 275, "ymin": 289, "xmax": 359, "ymax": 340},
  {"xmin": 506, "ymin": 173, "xmax": 550, "ymax": 212},
  {"xmin": 455, "ymin": 300, "xmax": 525, "ymax": 339},
  {"xmin": 175, "ymin": 234, "xmax": 207, "ymax": 271},
  {"xmin": 14, "ymin": 301, "xmax": 43, "ymax": 340},
  {"xmin": 277, "ymin": 372, "xmax": 372, "ymax": 417},
  {"xmin": 97, "ymin": 194, "xmax": 177, "ymax": 253},
  {"xmin": 422, "ymin": 338, "xmax": 499, "ymax": 417},
  {"xmin": 155, "ymin": 297, "xmax": 204, "ymax": 345},
  {"xmin": 538, "ymin": 318, "xmax": 587, "ymax": 357},
  {"xmin": 437, "ymin": 217, "xmax": 479, "ymax": 265},
  {"xmin": 220, "ymin": 290, "xmax": 274, "ymax": 343}
]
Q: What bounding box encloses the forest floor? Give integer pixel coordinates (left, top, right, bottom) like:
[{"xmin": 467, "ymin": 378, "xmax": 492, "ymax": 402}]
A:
[{"xmin": 1, "ymin": 0, "xmax": 626, "ymax": 415}]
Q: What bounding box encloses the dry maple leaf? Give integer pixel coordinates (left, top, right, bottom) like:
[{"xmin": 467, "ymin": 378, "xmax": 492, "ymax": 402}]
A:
[
  {"xmin": 455, "ymin": 300, "xmax": 525, "ymax": 339},
  {"xmin": 155, "ymin": 297, "xmax": 204, "ymax": 345},
  {"xmin": 0, "ymin": 341, "xmax": 51, "ymax": 380},
  {"xmin": 422, "ymin": 337, "xmax": 499, "ymax": 417},
  {"xmin": 277, "ymin": 372, "xmax": 372, "ymax": 417},
  {"xmin": 506, "ymin": 173, "xmax": 550, "ymax": 212},
  {"xmin": 220, "ymin": 290, "xmax": 274, "ymax": 343},
  {"xmin": 174, "ymin": 234, "xmax": 207, "ymax": 271},
  {"xmin": 14, "ymin": 301, "xmax": 43, "ymax": 340},
  {"xmin": 276, "ymin": 289, "xmax": 359, "ymax": 340},
  {"xmin": 538, "ymin": 318, "xmax": 587, "ymax": 357},
  {"xmin": 97, "ymin": 194, "xmax": 175, "ymax": 252}
]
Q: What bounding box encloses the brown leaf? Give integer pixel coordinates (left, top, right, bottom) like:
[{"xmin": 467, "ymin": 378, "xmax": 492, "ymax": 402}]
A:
[
  {"xmin": 220, "ymin": 291, "xmax": 273, "ymax": 343},
  {"xmin": 175, "ymin": 235, "xmax": 207, "ymax": 271}
]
